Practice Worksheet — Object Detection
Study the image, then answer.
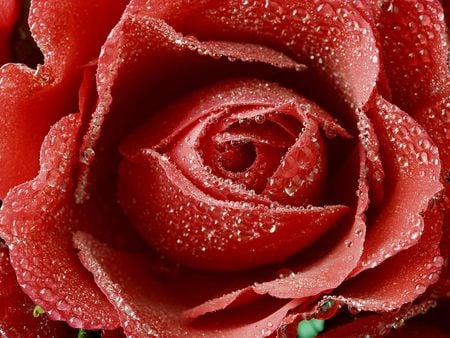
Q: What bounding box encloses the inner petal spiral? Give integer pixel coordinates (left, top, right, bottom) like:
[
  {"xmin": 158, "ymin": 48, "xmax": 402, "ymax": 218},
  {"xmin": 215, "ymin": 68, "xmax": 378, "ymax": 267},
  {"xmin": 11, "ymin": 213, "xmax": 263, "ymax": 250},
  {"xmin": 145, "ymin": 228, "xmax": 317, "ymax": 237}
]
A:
[{"xmin": 119, "ymin": 79, "xmax": 350, "ymax": 271}]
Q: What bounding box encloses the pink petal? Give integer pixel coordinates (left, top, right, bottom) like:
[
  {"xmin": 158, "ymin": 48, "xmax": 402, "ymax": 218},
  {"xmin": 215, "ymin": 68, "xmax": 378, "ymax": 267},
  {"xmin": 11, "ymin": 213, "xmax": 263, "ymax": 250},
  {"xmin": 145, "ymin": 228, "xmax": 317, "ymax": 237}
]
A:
[
  {"xmin": 330, "ymin": 200, "xmax": 443, "ymax": 311},
  {"xmin": 0, "ymin": 115, "xmax": 119, "ymax": 329},
  {"xmin": 0, "ymin": 0, "xmax": 129, "ymax": 198},
  {"xmin": 185, "ymin": 145, "xmax": 370, "ymax": 317},
  {"xmin": 0, "ymin": 242, "xmax": 75, "ymax": 337},
  {"xmin": 354, "ymin": 97, "xmax": 443, "ymax": 273},
  {"xmin": 74, "ymin": 232, "xmax": 304, "ymax": 338},
  {"xmin": 130, "ymin": 0, "xmax": 379, "ymax": 107},
  {"xmin": 377, "ymin": 0, "xmax": 450, "ymax": 111},
  {"xmin": 119, "ymin": 149, "xmax": 349, "ymax": 272}
]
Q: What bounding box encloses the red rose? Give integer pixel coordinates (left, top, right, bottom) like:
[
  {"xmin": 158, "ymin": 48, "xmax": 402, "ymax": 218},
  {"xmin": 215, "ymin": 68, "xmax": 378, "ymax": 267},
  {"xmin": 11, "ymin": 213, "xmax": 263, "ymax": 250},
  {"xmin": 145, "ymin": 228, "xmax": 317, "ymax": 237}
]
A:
[{"xmin": 0, "ymin": 0, "xmax": 449, "ymax": 337}]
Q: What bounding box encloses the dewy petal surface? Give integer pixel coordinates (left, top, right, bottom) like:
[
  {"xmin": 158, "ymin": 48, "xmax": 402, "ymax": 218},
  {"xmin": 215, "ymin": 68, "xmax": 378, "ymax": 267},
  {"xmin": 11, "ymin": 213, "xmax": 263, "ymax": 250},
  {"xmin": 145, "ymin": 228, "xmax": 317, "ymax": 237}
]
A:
[
  {"xmin": 75, "ymin": 232, "xmax": 304, "ymax": 338},
  {"xmin": 185, "ymin": 145, "xmax": 369, "ymax": 317},
  {"xmin": 377, "ymin": 0, "xmax": 450, "ymax": 112},
  {"xmin": 0, "ymin": 115, "xmax": 119, "ymax": 329},
  {"xmin": 131, "ymin": 0, "xmax": 379, "ymax": 107},
  {"xmin": 330, "ymin": 201, "xmax": 443, "ymax": 312},
  {"xmin": 319, "ymin": 299, "xmax": 441, "ymax": 338},
  {"xmin": 355, "ymin": 97, "xmax": 443, "ymax": 273},
  {"xmin": 0, "ymin": 0, "xmax": 128, "ymax": 198},
  {"xmin": 0, "ymin": 242, "xmax": 75, "ymax": 337},
  {"xmin": 119, "ymin": 150, "xmax": 349, "ymax": 272}
]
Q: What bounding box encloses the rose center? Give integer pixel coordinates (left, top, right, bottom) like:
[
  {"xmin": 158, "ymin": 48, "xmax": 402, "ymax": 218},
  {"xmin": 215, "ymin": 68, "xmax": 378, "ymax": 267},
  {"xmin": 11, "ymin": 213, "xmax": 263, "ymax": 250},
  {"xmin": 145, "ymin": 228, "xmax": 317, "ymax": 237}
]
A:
[{"xmin": 217, "ymin": 141, "xmax": 256, "ymax": 173}]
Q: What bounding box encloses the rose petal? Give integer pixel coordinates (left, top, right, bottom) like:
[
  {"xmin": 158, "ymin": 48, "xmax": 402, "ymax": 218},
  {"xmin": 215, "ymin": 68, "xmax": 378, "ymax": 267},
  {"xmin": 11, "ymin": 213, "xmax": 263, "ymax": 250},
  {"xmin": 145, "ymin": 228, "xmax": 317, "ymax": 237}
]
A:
[
  {"xmin": 355, "ymin": 97, "xmax": 443, "ymax": 273},
  {"xmin": 319, "ymin": 299, "xmax": 440, "ymax": 338},
  {"xmin": 0, "ymin": 0, "xmax": 20, "ymax": 64},
  {"xmin": 74, "ymin": 232, "xmax": 304, "ymax": 338},
  {"xmin": 0, "ymin": 115, "xmax": 119, "ymax": 329},
  {"xmin": 0, "ymin": 242, "xmax": 75, "ymax": 337},
  {"xmin": 29, "ymin": 0, "xmax": 128, "ymax": 77},
  {"xmin": 412, "ymin": 90, "xmax": 450, "ymax": 298},
  {"xmin": 377, "ymin": 0, "xmax": 450, "ymax": 111},
  {"xmin": 0, "ymin": 0, "xmax": 129, "ymax": 198},
  {"xmin": 184, "ymin": 145, "xmax": 369, "ymax": 317},
  {"xmin": 131, "ymin": 0, "xmax": 379, "ymax": 107},
  {"xmin": 329, "ymin": 199, "xmax": 443, "ymax": 312},
  {"xmin": 356, "ymin": 109, "xmax": 384, "ymax": 206},
  {"xmin": 76, "ymin": 14, "xmax": 311, "ymax": 202},
  {"xmin": 119, "ymin": 149, "xmax": 349, "ymax": 271}
]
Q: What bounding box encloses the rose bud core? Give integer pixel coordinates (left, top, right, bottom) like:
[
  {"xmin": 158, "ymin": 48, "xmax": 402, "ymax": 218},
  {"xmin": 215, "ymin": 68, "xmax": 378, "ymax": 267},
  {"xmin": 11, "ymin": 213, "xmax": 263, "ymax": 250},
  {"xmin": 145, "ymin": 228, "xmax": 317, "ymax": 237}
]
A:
[{"xmin": 118, "ymin": 79, "xmax": 351, "ymax": 271}]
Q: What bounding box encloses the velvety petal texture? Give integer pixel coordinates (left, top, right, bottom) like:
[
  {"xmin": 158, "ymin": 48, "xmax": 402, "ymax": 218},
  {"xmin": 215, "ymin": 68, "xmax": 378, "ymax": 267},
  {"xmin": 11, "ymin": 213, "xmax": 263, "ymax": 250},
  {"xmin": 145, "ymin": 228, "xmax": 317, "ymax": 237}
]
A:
[
  {"xmin": 0, "ymin": 0, "xmax": 19, "ymax": 64},
  {"xmin": 0, "ymin": 242, "xmax": 75, "ymax": 337},
  {"xmin": 0, "ymin": 0, "xmax": 448, "ymax": 337},
  {"xmin": 0, "ymin": 0, "xmax": 128, "ymax": 198},
  {"xmin": 0, "ymin": 115, "xmax": 119, "ymax": 329}
]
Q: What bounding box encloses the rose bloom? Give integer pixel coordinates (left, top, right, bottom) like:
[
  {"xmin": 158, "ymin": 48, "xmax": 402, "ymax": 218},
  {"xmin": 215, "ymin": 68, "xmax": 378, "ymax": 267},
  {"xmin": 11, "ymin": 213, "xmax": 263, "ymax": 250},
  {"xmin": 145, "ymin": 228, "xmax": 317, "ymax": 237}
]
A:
[{"xmin": 0, "ymin": 0, "xmax": 449, "ymax": 337}]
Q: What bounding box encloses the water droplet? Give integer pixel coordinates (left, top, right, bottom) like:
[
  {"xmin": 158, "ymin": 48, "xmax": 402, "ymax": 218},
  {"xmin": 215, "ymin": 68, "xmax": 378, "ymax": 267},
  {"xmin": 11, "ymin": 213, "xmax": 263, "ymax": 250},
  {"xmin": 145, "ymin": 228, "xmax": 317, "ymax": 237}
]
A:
[
  {"xmin": 419, "ymin": 14, "xmax": 431, "ymax": 26},
  {"xmin": 316, "ymin": 3, "xmax": 334, "ymax": 16},
  {"xmin": 284, "ymin": 183, "xmax": 298, "ymax": 196},
  {"xmin": 277, "ymin": 268, "xmax": 296, "ymax": 278},
  {"xmin": 46, "ymin": 170, "xmax": 60, "ymax": 187},
  {"xmin": 39, "ymin": 288, "xmax": 54, "ymax": 301},
  {"xmin": 80, "ymin": 148, "xmax": 95, "ymax": 164},
  {"xmin": 433, "ymin": 255, "xmax": 444, "ymax": 267},
  {"xmin": 410, "ymin": 231, "xmax": 420, "ymax": 240},
  {"xmin": 69, "ymin": 317, "xmax": 83, "ymax": 327},
  {"xmin": 261, "ymin": 328, "xmax": 272, "ymax": 336},
  {"xmin": 415, "ymin": 283, "xmax": 426, "ymax": 294},
  {"xmin": 56, "ymin": 300, "xmax": 69, "ymax": 311},
  {"xmin": 255, "ymin": 114, "xmax": 265, "ymax": 124},
  {"xmin": 398, "ymin": 156, "xmax": 409, "ymax": 168},
  {"xmin": 428, "ymin": 272, "xmax": 439, "ymax": 283},
  {"xmin": 417, "ymin": 151, "xmax": 429, "ymax": 164}
]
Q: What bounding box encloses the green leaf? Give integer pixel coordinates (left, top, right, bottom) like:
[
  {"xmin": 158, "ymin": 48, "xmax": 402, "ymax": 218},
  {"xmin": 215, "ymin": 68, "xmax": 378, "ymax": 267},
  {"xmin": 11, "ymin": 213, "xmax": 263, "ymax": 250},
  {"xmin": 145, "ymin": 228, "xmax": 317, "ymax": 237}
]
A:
[
  {"xmin": 78, "ymin": 329, "xmax": 102, "ymax": 338},
  {"xmin": 297, "ymin": 318, "xmax": 325, "ymax": 338},
  {"xmin": 32, "ymin": 305, "xmax": 45, "ymax": 318}
]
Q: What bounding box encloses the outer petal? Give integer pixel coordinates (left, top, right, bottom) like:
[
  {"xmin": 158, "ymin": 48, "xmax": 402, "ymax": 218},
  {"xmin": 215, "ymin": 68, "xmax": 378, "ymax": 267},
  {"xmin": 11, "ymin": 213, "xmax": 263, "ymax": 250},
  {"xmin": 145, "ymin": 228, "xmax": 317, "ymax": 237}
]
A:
[
  {"xmin": 0, "ymin": 0, "xmax": 128, "ymax": 198},
  {"xmin": 329, "ymin": 200, "xmax": 443, "ymax": 312},
  {"xmin": 0, "ymin": 242, "xmax": 75, "ymax": 337},
  {"xmin": 355, "ymin": 97, "xmax": 443, "ymax": 272},
  {"xmin": 377, "ymin": 0, "xmax": 450, "ymax": 112},
  {"xmin": 412, "ymin": 90, "xmax": 450, "ymax": 298},
  {"xmin": 0, "ymin": 0, "xmax": 20, "ymax": 64},
  {"xmin": 74, "ymin": 232, "xmax": 304, "ymax": 338},
  {"xmin": 133, "ymin": 0, "xmax": 379, "ymax": 108},
  {"xmin": 0, "ymin": 115, "xmax": 119, "ymax": 329}
]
